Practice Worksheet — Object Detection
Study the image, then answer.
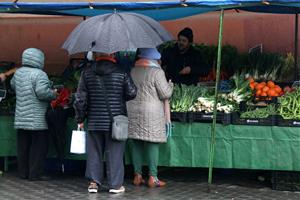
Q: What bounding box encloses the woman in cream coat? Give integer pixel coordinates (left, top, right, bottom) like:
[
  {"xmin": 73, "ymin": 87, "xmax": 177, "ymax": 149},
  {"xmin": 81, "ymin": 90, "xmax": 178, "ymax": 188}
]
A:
[{"xmin": 127, "ymin": 48, "xmax": 173, "ymax": 187}]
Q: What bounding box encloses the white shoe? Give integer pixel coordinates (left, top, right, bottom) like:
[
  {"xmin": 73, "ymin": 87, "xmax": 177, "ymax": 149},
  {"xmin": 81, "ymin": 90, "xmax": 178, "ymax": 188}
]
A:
[
  {"xmin": 88, "ymin": 182, "xmax": 98, "ymax": 193},
  {"xmin": 109, "ymin": 186, "xmax": 125, "ymax": 194}
]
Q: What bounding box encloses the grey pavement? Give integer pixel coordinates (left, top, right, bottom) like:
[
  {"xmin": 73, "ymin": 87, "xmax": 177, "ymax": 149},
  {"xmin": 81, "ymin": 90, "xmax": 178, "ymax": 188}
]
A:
[{"xmin": 1, "ymin": 167, "xmax": 300, "ymax": 200}]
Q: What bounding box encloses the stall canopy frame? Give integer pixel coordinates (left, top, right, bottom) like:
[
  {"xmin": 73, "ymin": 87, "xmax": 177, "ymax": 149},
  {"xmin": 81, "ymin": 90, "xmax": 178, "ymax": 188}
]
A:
[{"xmin": 1, "ymin": 1, "xmax": 300, "ymax": 20}]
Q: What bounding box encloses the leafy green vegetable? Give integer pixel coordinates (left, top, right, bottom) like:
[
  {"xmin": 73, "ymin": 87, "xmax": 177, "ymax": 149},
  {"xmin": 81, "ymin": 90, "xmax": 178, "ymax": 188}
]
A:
[
  {"xmin": 170, "ymin": 84, "xmax": 212, "ymax": 112},
  {"xmin": 278, "ymin": 87, "xmax": 300, "ymax": 119},
  {"xmin": 240, "ymin": 104, "xmax": 277, "ymax": 119}
]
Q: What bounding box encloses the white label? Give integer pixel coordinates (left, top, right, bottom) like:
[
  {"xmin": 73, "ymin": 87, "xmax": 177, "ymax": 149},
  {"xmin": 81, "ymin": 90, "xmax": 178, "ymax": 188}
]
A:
[
  {"xmin": 247, "ymin": 119, "xmax": 259, "ymax": 123},
  {"xmin": 203, "ymin": 115, "xmax": 213, "ymax": 119}
]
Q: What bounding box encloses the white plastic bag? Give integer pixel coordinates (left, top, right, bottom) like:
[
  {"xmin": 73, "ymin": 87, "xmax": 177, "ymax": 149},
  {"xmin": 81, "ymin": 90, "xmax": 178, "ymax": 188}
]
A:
[{"xmin": 70, "ymin": 125, "xmax": 86, "ymax": 154}]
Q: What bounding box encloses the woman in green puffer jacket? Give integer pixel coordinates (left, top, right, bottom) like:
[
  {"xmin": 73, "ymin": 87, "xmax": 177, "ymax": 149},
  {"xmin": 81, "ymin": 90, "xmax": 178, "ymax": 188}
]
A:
[{"xmin": 10, "ymin": 48, "xmax": 57, "ymax": 181}]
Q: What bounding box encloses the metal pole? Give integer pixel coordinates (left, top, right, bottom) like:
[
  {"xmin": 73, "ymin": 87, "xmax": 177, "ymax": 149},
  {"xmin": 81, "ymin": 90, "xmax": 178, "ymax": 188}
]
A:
[
  {"xmin": 295, "ymin": 14, "xmax": 299, "ymax": 80},
  {"xmin": 208, "ymin": 9, "xmax": 224, "ymax": 186}
]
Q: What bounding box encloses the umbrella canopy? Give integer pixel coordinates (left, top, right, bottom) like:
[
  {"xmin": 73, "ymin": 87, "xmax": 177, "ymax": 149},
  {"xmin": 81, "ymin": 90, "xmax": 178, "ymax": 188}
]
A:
[{"xmin": 62, "ymin": 12, "xmax": 173, "ymax": 54}]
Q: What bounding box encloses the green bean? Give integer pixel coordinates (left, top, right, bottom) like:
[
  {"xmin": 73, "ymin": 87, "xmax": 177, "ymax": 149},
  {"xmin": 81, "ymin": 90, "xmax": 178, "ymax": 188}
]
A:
[
  {"xmin": 278, "ymin": 87, "xmax": 300, "ymax": 120},
  {"xmin": 240, "ymin": 104, "xmax": 276, "ymax": 119}
]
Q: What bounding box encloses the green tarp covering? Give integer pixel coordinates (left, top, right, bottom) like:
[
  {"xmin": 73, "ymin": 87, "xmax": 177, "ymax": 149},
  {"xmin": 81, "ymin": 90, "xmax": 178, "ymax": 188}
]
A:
[{"xmin": 1, "ymin": 116, "xmax": 300, "ymax": 171}]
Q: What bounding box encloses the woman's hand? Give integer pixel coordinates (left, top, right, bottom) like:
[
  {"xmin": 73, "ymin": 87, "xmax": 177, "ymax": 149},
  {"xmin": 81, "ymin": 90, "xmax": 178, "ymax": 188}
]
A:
[
  {"xmin": 78, "ymin": 123, "xmax": 84, "ymax": 129},
  {"xmin": 179, "ymin": 66, "xmax": 191, "ymax": 75},
  {"xmin": 0, "ymin": 73, "xmax": 6, "ymax": 82}
]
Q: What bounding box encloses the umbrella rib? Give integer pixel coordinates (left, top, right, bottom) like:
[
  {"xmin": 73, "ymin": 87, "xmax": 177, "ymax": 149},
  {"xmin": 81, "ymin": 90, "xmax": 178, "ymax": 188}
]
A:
[
  {"xmin": 118, "ymin": 13, "xmax": 131, "ymax": 50},
  {"xmin": 128, "ymin": 13, "xmax": 167, "ymax": 41}
]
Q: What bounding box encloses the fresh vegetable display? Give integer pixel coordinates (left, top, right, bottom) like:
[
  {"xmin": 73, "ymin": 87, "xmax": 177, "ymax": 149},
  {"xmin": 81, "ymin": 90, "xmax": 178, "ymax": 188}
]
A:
[
  {"xmin": 170, "ymin": 84, "xmax": 212, "ymax": 112},
  {"xmin": 190, "ymin": 72, "xmax": 252, "ymax": 114},
  {"xmin": 224, "ymin": 72, "xmax": 252, "ymax": 104},
  {"xmin": 249, "ymin": 80, "xmax": 283, "ymax": 98},
  {"xmin": 240, "ymin": 104, "xmax": 277, "ymax": 119},
  {"xmin": 164, "ymin": 42, "xmax": 299, "ymax": 125},
  {"xmin": 245, "ymin": 52, "xmax": 284, "ymax": 81},
  {"xmin": 278, "ymin": 52, "xmax": 295, "ymax": 82},
  {"xmin": 190, "ymin": 97, "xmax": 234, "ymax": 113},
  {"xmin": 278, "ymin": 87, "xmax": 300, "ymax": 119}
]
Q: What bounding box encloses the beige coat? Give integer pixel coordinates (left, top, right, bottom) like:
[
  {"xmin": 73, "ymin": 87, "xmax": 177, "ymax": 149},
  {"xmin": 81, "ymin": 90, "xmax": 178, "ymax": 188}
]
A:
[{"xmin": 127, "ymin": 60, "xmax": 173, "ymax": 143}]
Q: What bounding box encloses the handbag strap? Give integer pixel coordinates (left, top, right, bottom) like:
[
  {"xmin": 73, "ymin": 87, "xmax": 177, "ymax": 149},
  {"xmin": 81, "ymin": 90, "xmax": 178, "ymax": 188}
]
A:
[{"xmin": 93, "ymin": 65, "xmax": 113, "ymax": 122}]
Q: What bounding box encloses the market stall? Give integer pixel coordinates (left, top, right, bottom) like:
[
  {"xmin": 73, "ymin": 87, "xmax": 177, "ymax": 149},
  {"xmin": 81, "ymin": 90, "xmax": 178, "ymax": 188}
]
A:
[{"xmin": 1, "ymin": 1, "xmax": 300, "ymax": 188}]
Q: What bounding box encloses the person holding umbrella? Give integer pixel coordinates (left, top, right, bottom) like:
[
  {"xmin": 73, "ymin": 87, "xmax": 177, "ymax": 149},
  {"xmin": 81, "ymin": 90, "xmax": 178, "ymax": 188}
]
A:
[
  {"xmin": 63, "ymin": 12, "xmax": 172, "ymax": 192},
  {"xmin": 74, "ymin": 52, "xmax": 137, "ymax": 194},
  {"xmin": 127, "ymin": 48, "xmax": 173, "ymax": 187}
]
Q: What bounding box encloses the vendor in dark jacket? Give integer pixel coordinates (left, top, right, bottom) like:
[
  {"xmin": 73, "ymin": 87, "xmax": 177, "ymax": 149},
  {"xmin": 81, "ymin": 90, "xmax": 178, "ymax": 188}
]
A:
[
  {"xmin": 161, "ymin": 27, "xmax": 210, "ymax": 85},
  {"xmin": 74, "ymin": 53, "xmax": 137, "ymax": 194}
]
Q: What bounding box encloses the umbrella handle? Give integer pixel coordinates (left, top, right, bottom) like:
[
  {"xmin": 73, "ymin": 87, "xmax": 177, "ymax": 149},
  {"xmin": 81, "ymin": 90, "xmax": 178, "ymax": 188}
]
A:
[
  {"xmin": 77, "ymin": 124, "xmax": 84, "ymax": 131},
  {"xmin": 166, "ymin": 123, "xmax": 173, "ymax": 138}
]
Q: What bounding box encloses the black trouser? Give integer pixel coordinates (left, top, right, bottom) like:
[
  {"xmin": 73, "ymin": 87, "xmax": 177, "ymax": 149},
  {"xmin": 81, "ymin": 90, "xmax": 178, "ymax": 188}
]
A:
[
  {"xmin": 17, "ymin": 129, "xmax": 49, "ymax": 180},
  {"xmin": 85, "ymin": 131, "xmax": 126, "ymax": 189}
]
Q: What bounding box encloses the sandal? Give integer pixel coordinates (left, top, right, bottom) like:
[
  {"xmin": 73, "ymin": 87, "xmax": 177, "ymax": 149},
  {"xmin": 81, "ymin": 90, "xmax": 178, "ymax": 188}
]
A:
[{"xmin": 133, "ymin": 173, "xmax": 146, "ymax": 186}]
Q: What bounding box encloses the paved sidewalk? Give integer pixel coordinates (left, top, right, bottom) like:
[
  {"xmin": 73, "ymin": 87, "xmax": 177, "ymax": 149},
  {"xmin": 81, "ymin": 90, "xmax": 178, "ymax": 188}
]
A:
[{"xmin": 1, "ymin": 168, "xmax": 300, "ymax": 200}]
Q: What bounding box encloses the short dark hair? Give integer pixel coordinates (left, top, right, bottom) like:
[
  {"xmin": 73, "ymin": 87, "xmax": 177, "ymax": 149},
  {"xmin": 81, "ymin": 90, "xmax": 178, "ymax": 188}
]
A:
[{"xmin": 177, "ymin": 27, "xmax": 193, "ymax": 43}]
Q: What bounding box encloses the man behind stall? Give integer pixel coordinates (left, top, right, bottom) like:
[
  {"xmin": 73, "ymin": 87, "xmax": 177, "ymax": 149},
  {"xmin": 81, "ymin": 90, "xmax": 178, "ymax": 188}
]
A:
[{"xmin": 161, "ymin": 27, "xmax": 210, "ymax": 85}]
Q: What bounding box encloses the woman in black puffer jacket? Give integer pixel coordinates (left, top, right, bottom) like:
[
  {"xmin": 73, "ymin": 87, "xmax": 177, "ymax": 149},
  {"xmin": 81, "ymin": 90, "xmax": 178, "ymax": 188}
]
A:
[{"xmin": 74, "ymin": 53, "xmax": 137, "ymax": 194}]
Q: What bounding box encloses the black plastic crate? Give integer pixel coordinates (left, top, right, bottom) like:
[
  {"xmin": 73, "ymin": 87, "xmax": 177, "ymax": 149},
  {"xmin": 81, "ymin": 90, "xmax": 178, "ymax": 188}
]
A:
[
  {"xmin": 277, "ymin": 116, "xmax": 300, "ymax": 127},
  {"xmin": 231, "ymin": 112, "xmax": 277, "ymax": 126},
  {"xmin": 276, "ymin": 82, "xmax": 294, "ymax": 88},
  {"xmin": 187, "ymin": 112, "xmax": 194, "ymax": 123},
  {"xmin": 252, "ymin": 96, "xmax": 278, "ymax": 104},
  {"xmin": 171, "ymin": 112, "xmax": 188, "ymax": 122},
  {"xmin": 190, "ymin": 112, "xmax": 231, "ymax": 125},
  {"xmin": 272, "ymin": 171, "xmax": 300, "ymax": 191}
]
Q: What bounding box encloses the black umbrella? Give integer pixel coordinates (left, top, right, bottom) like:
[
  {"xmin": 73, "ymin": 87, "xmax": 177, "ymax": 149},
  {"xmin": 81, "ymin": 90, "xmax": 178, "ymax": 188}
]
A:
[
  {"xmin": 62, "ymin": 12, "xmax": 173, "ymax": 54},
  {"xmin": 46, "ymin": 107, "xmax": 69, "ymax": 173}
]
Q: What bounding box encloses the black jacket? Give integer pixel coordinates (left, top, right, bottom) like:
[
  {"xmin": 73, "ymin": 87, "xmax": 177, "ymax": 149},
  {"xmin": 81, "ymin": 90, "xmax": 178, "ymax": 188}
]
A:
[
  {"xmin": 161, "ymin": 44, "xmax": 210, "ymax": 85},
  {"xmin": 74, "ymin": 60, "xmax": 137, "ymax": 131}
]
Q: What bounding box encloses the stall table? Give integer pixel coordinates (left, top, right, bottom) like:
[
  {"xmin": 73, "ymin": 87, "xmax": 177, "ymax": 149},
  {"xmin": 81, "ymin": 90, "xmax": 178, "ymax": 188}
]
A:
[{"xmin": 1, "ymin": 115, "xmax": 300, "ymax": 171}]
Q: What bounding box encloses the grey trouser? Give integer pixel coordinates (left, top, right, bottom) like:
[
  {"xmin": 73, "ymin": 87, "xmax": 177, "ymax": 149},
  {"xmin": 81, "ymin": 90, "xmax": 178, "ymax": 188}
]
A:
[{"xmin": 85, "ymin": 131, "xmax": 126, "ymax": 189}]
